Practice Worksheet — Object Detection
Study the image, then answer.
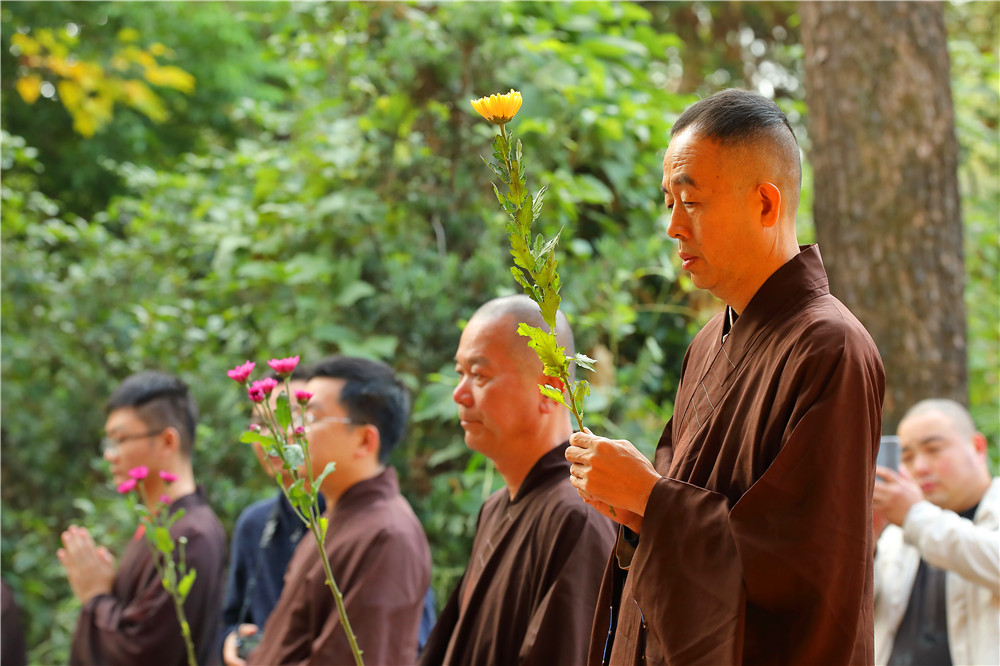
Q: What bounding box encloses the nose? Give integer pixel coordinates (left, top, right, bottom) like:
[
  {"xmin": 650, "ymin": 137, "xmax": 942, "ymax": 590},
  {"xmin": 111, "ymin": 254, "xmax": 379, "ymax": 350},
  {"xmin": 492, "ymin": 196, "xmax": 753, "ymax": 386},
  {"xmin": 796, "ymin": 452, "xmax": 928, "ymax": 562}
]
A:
[
  {"xmin": 452, "ymin": 376, "xmax": 472, "ymax": 407},
  {"xmin": 909, "ymin": 452, "xmax": 931, "ymax": 476},
  {"xmin": 665, "ymin": 207, "xmax": 687, "ymax": 241}
]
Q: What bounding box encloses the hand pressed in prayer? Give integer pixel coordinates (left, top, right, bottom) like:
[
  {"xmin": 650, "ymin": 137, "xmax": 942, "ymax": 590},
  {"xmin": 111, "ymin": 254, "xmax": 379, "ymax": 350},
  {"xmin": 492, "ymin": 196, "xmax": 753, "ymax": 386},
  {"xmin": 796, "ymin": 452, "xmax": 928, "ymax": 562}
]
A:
[
  {"xmin": 873, "ymin": 465, "xmax": 924, "ymax": 527},
  {"xmin": 566, "ymin": 428, "xmax": 660, "ymax": 533},
  {"xmin": 57, "ymin": 525, "xmax": 115, "ymax": 604}
]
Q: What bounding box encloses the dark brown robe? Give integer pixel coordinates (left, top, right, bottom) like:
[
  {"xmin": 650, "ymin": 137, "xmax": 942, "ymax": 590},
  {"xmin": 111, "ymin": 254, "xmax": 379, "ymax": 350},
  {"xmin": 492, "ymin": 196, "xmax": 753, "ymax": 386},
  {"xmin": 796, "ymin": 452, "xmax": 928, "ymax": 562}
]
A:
[
  {"xmin": 421, "ymin": 443, "xmax": 617, "ymax": 666},
  {"xmin": 590, "ymin": 245, "xmax": 885, "ymax": 665},
  {"xmin": 70, "ymin": 487, "xmax": 227, "ymax": 666},
  {"xmin": 249, "ymin": 467, "xmax": 431, "ymax": 666}
]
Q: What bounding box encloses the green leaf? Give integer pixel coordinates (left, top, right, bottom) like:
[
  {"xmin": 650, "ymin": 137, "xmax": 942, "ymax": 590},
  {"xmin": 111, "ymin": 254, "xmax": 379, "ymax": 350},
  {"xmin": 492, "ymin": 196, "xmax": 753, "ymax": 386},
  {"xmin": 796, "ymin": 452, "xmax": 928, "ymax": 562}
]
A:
[
  {"xmin": 571, "ymin": 353, "xmax": 598, "ymax": 372},
  {"xmin": 539, "ymin": 383, "xmax": 568, "ymax": 407},
  {"xmin": 275, "ymin": 392, "xmax": 292, "ymax": 431},
  {"xmin": 177, "ymin": 569, "xmax": 197, "ymax": 601},
  {"xmin": 284, "ymin": 443, "xmax": 305, "ymax": 470},
  {"xmin": 314, "ymin": 461, "xmax": 336, "ymax": 490},
  {"xmin": 239, "ymin": 430, "xmax": 279, "ymax": 449},
  {"xmin": 153, "ymin": 526, "xmax": 174, "ymax": 554}
]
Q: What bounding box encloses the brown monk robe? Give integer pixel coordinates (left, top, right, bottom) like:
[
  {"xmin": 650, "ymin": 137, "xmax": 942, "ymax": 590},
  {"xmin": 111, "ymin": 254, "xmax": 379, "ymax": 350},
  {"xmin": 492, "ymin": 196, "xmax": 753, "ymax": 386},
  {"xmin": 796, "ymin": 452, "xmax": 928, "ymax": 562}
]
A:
[
  {"xmin": 589, "ymin": 246, "xmax": 885, "ymax": 665},
  {"xmin": 248, "ymin": 467, "xmax": 430, "ymax": 666},
  {"xmin": 421, "ymin": 444, "xmax": 616, "ymax": 666},
  {"xmin": 70, "ymin": 488, "xmax": 227, "ymax": 666}
]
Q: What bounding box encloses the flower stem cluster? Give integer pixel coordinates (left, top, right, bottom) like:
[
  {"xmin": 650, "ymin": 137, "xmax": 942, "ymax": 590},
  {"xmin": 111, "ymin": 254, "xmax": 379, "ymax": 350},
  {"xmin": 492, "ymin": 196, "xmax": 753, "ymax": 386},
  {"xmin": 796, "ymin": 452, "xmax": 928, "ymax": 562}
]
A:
[
  {"xmin": 226, "ymin": 357, "xmax": 364, "ymax": 666},
  {"xmin": 471, "ymin": 89, "xmax": 597, "ymax": 432},
  {"xmin": 117, "ymin": 467, "xmax": 197, "ymax": 666}
]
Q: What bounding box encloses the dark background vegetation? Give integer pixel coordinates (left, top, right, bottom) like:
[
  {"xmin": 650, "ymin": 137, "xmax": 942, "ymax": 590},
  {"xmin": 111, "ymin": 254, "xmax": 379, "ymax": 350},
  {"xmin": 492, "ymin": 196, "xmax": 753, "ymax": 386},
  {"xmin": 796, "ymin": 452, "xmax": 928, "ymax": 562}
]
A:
[{"xmin": 1, "ymin": 2, "xmax": 996, "ymax": 662}]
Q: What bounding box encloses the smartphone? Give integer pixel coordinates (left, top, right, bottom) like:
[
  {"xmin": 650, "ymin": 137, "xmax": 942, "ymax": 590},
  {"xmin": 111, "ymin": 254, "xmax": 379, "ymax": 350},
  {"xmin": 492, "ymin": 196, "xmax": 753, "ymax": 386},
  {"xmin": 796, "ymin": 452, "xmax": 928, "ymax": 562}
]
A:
[
  {"xmin": 876, "ymin": 435, "xmax": 900, "ymax": 472},
  {"xmin": 237, "ymin": 633, "xmax": 262, "ymax": 659}
]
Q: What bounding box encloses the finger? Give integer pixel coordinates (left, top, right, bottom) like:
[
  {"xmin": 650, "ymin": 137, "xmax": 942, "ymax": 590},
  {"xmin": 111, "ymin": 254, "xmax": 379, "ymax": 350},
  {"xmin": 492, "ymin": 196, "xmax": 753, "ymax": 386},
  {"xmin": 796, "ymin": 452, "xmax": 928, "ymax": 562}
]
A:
[
  {"xmin": 875, "ymin": 466, "xmax": 898, "ymax": 482},
  {"xmin": 564, "ymin": 445, "xmax": 583, "ymax": 463},
  {"xmin": 897, "ymin": 465, "xmax": 915, "ymax": 482},
  {"xmin": 97, "ymin": 547, "xmax": 114, "ymax": 566},
  {"xmin": 238, "ymin": 623, "xmax": 259, "ymax": 637}
]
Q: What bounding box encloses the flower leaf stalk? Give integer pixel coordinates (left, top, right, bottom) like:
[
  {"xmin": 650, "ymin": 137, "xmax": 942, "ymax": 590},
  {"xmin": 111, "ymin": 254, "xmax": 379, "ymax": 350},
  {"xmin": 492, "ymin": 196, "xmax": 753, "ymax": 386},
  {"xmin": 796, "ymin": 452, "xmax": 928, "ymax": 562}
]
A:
[
  {"xmin": 228, "ymin": 357, "xmax": 364, "ymax": 666},
  {"xmin": 471, "ymin": 90, "xmax": 597, "ymax": 433},
  {"xmin": 118, "ymin": 468, "xmax": 197, "ymax": 666}
]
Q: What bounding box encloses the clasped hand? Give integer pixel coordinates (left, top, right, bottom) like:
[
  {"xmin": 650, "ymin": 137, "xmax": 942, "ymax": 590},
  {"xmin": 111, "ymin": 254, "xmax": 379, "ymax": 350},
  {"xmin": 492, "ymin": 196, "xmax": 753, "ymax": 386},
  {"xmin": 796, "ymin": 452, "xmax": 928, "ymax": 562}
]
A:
[
  {"xmin": 57, "ymin": 525, "xmax": 116, "ymax": 604},
  {"xmin": 565, "ymin": 429, "xmax": 661, "ymax": 533}
]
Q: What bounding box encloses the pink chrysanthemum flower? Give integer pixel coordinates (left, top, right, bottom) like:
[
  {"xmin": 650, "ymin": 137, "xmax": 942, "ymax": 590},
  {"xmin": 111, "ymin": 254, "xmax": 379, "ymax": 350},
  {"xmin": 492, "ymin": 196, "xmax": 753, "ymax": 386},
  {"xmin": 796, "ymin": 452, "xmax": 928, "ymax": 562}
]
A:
[
  {"xmin": 117, "ymin": 479, "xmax": 138, "ymax": 494},
  {"xmin": 128, "ymin": 466, "xmax": 149, "ymax": 480},
  {"xmin": 267, "ymin": 356, "xmax": 300, "ymax": 376},
  {"xmin": 227, "ymin": 360, "xmax": 256, "ymax": 383},
  {"xmin": 159, "ymin": 471, "xmax": 178, "ymax": 483}
]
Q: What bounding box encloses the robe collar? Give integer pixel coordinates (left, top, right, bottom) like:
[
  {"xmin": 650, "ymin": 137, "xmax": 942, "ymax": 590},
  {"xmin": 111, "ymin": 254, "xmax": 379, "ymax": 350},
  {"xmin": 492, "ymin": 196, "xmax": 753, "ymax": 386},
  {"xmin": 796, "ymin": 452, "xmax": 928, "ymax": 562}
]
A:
[
  {"xmin": 510, "ymin": 441, "xmax": 571, "ymax": 504},
  {"xmin": 326, "ymin": 466, "xmax": 399, "ymax": 517},
  {"xmin": 168, "ymin": 485, "xmax": 210, "ymax": 516},
  {"xmin": 722, "ymin": 244, "xmax": 830, "ymax": 354}
]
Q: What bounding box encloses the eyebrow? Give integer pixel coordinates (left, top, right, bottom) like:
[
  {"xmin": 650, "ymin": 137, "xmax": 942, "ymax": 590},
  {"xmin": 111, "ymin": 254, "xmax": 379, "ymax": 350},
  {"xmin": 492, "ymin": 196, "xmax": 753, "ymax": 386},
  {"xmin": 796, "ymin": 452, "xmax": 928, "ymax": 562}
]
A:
[{"xmin": 660, "ymin": 174, "xmax": 697, "ymax": 195}]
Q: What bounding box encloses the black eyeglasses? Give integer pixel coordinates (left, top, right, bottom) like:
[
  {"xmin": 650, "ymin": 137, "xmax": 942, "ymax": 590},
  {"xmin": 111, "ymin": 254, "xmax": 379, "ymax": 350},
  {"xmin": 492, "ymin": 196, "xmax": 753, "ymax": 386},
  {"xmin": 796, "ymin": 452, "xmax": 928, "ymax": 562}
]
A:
[{"xmin": 101, "ymin": 429, "xmax": 164, "ymax": 453}]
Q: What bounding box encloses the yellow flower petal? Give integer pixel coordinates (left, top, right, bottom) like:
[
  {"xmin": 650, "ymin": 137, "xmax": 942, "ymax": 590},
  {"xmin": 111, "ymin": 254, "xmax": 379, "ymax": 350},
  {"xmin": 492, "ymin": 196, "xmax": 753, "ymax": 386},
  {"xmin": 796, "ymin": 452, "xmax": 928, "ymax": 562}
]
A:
[{"xmin": 470, "ymin": 88, "xmax": 522, "ymax": 125}]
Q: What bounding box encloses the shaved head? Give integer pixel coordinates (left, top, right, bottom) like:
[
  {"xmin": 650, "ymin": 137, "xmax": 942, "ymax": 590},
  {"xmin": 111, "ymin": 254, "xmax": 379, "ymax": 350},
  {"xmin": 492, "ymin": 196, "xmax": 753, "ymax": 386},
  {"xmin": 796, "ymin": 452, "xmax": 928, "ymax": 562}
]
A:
[{"xmin": 469, "ymin": 295, "xmax": 576, "ymax": 379}]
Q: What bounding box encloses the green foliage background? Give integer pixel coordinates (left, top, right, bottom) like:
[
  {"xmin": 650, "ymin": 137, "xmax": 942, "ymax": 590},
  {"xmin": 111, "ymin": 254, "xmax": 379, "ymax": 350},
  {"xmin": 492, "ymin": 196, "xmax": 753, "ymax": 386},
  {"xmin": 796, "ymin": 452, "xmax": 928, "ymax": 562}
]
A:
[{"xmin": 1, "ymin": 3, "xmax": 996, "ymax": 663}]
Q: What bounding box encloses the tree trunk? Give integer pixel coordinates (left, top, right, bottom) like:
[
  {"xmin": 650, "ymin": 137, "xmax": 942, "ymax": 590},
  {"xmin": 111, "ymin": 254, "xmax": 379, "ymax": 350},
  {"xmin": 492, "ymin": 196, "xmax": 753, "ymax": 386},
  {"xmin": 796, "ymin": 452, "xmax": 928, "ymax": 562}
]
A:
[{"xmin": 800, "ymin": 1, "xmax": 966, "ymax": 433}]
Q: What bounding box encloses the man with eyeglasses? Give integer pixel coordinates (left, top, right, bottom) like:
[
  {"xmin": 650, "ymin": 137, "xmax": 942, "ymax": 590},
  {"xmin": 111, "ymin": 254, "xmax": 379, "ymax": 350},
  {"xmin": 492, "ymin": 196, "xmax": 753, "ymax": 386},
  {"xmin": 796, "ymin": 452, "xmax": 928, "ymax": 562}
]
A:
[
  {"xmin": 244, "ymin": 355, "xmax": 432, "ymax": 666},
  {"xmin": 58, "ymin": 370, "xmax": 226, "ymax": 666}
]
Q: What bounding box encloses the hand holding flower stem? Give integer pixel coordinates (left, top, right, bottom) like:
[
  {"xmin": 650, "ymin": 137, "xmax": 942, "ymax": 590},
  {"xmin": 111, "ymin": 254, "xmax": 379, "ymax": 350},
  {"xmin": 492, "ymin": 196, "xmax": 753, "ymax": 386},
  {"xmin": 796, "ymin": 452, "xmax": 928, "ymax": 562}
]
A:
[
  {"xmin": 118, "ymin": 467, "xmax": 198, "ymax": 666},
  {"xmin": 228, "ymin": 357, "xmax": 364, "ymax": 666}
]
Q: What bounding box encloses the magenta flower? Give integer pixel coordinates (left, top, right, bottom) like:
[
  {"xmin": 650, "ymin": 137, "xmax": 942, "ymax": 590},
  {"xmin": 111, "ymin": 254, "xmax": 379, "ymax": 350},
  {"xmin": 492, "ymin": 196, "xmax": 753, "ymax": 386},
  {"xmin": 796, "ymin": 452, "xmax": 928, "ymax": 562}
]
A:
[
  {"xmin": 128, "ymin": 466, "xmax": 149, "ymax": 480},
  {"xmin": 294, "ymin": 390, "xmax": 313, "ymax": 405},
  {"xmin": 159, "ymin": 494, "xmax": 172, "ymax": 505},
  {"xmin": 251, "ymin": 377, "xmax": 279, "ymax": 396},
  {"xmin": 248, "ymin": 386, "xmax": 266, "ymax": 403},
  {"xmin": 249, "ymin": 423, "xmax": 262, "ymax": 433},
  {"xmin": 267, "ymin": 356, "xmax": 300, "ymax": 376},
  {"xmin": 159, "ymin": 471, "xmax": 178, "ymax": 483},
  {"xmin": 227, "ymin": 360, "xmax": 256, "ymax": 383},
  {"xmin": 294, "ymin": 426, "xmax": 305, "ymax": 435},
  {"xmin": 117, "ymin": 478, "xmax": 138, "ymax": 494}
]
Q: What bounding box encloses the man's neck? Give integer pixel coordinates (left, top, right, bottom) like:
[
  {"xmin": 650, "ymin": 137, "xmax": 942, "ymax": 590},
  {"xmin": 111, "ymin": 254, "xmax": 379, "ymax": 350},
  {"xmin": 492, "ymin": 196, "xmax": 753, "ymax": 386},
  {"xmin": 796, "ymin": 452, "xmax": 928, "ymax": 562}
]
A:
[{"xmin": 497, "ymin": 431, "xmax": 571, "ymax": 500}]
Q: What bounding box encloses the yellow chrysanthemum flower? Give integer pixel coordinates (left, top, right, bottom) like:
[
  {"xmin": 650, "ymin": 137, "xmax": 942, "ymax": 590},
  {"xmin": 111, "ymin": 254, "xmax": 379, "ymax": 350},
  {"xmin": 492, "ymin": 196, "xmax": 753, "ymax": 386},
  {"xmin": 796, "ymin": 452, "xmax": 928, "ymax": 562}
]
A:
[{"xmin": 470, "ymin": 89, "xmax": 523, "ymax": 125}]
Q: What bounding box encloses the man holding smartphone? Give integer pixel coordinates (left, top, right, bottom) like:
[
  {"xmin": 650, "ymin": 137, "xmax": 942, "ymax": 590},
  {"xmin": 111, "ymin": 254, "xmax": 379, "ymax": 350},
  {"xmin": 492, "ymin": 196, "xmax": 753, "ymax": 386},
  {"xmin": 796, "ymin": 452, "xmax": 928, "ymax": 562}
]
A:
[{"xmin": 872, "ymin": 398, "xmax": 998, "ymax": 666}]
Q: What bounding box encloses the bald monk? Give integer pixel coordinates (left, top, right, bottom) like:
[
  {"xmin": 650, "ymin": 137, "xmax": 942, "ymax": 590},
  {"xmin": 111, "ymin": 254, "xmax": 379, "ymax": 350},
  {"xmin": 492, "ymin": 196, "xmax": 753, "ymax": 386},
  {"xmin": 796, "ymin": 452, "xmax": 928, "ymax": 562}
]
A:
[
  {"xmin": 421, "ymin": 295, "xmax": 616, "ymax": 666},
  {"xmin": 566, "ymin": 89, "xmax": 885, "ymax": 665}
]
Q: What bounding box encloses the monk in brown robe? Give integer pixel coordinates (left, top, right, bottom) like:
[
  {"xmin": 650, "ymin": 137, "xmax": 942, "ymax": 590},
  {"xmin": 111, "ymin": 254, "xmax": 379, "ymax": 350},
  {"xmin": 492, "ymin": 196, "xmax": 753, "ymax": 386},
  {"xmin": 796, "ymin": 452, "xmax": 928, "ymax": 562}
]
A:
[
  {"xmin": 59, "ymin": 371, "xmax": 227, "ymax": 666},
  {"xmin": 566, "ymin": 89, "xmax": 885, "ymax": 665},
  {"xmin": 421, "ymin": 296, "xmax": 617, "ymax": 666},
  {"xmin": 243, "ymin": 355, "xmax": 431, "ymax": 666}
]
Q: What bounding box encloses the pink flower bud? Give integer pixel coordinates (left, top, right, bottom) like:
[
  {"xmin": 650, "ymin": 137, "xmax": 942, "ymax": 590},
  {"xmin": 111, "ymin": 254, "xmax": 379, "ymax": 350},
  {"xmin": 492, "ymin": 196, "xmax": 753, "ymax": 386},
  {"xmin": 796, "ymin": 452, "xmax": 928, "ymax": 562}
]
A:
[
  {"xmin": 117, "ymin": 479, "xmax": 137, "ymax": 494},
  {"xmin": 294, "ymin": 426, "xmax": 305, "ymax": 435},
  {"xmin": 159, "ymin": 471, "xmax": 178, "ymax": 483},
  {"xmin": 267, "ymin": 356, "xmax": 300, "ymax": 376},
  {"xmin": 128, "ymin": 466, "xmax": 149, "ymax": 480},
  {"xmin": 227, "ymin": 360, "xmax": 256, "ymax": 383},
  {"xmin": 248, "ymin": 386, "xmax": 266, "ymax": 403},
  {"xmin": 249, "ymin": 423, "xmax": 262, "ymax": 433},
  {"xmin": 159, "ymin": 495, "xmax": 172, "ymax": 505},
  {"xmin": 294, "ymin": 390, "xmax": 313, "ymax": 405}
]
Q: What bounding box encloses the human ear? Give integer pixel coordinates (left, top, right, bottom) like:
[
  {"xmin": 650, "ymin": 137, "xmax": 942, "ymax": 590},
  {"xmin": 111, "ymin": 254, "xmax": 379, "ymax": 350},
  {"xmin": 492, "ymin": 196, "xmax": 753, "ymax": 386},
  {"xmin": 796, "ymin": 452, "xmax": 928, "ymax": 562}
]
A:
[
  {"xmin": 356, "ymin": 424, "xmax": 380, "ymax": 460},
  {"xmin": 972, "ymin": 433, "xmax": 989, "ymax": 459},
  {"xmin": 758, "ymin": 182, "xmax": 782, "ymax": 228}
]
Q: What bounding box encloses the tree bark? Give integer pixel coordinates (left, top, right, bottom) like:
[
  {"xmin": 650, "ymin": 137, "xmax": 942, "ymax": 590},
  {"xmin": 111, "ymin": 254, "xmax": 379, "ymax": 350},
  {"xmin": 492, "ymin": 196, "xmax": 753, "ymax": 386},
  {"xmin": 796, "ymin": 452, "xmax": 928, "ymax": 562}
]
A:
[{"xmin": 800, "ymin": 1, "xmax": 966, "ymax": 433}]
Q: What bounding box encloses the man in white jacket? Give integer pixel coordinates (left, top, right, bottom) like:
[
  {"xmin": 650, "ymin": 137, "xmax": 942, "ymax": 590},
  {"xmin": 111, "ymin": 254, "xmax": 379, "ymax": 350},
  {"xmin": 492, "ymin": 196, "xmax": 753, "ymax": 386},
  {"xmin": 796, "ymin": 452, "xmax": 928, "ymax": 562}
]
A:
[{"xmin": 873, "ymin": 398, "xmax": 999, "ymax": 666}]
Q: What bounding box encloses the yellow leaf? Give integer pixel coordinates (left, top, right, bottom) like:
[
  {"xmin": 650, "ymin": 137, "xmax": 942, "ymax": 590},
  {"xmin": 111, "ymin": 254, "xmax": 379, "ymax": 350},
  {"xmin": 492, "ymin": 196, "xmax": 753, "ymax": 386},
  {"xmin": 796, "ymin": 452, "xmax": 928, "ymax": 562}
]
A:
[
  {"xmin": 118, "ymin": 28, "xmax": 140, "ymax": 43},
  {"xmin": 12, "ymin": 33, "xmax": 41, "ymax": 57},
  {"xmin": 72, "ymin": 111, "xmax": 97, "ymax": 138},
  {"xmin": 56, "ymin": 79, "xmax": 83, "ymax": 111},
  {"xmin": 122, "ymin": 79, "xmax": 168, "ymax": 123},
  {"xmin": 143, "ymin": 65, "xmax": 195, "ymax": 94},
  {"xmin": 15, "ymin": 74, "xmax": 42, "ymax": 104},
  {"xmin": 149, "ymin": 42, "xmax": 174, "ymax": 58}
]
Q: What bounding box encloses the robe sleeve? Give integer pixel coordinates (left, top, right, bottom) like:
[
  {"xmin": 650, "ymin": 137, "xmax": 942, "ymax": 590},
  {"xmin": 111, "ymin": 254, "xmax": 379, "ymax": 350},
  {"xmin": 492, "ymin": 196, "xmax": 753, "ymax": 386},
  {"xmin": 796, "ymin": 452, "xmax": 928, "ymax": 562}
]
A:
[
  {"xmin": 632, "ymin": 321, "xmax": 883, "ymax": 665},
  {"xmin": 902, "ymin": 500, "xmax": 1000, "ymax": 589},
  {"xmin": 71, "ymin": 521, "xmax": 225, "ymax": 666},
  {"xmin": 301, "ymin": 528, "xmax": 428, "ymax": 666},
  {"xmin": 517, "ymin": 508, "xmax": 616, "ymax": 666}
]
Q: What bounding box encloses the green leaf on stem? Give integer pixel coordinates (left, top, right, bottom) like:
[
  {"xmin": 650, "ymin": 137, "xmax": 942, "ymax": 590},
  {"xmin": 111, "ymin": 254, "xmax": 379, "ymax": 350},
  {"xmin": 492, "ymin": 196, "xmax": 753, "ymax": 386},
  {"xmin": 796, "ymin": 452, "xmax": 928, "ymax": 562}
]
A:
[
  {"xmin": 539, "ymin": 383, "xmax": 568, "ymax": 407},
  {"xmin": 284, "ymin": 443, "xmax": 305, "ymax": 470},
  {"xmin": 275, "ymin": 392, "xmax": 292, "ymax": 431},
  {"xmin": 177, "ymin": 569, "xmax": 197, "ymax": 602},
  {"xmin": 319, "ymin": 516, "xmax": 329, "ymax": 542},
  {"xmin": 154, "ymin": 526, "xmax": 174, "ymax": 554},
  {"xmin": 571, "ymin": 353, "xmax": 597, "ymax": 372},
  {"xmin": 314, "ymin": 461, "xmax": 336, "ymax": 490},
  {"xmin": 239, "ymin": 430, "xmax": 279, "ymax": 449}
]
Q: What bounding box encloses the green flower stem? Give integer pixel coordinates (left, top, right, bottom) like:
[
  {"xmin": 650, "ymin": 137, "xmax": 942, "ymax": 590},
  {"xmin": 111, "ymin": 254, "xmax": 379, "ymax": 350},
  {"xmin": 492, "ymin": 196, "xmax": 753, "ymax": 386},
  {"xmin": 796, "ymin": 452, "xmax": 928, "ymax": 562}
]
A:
[{"xmin": 309, "ymin": 521, "xmax": 364, "ymax": 666}]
